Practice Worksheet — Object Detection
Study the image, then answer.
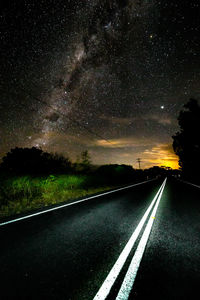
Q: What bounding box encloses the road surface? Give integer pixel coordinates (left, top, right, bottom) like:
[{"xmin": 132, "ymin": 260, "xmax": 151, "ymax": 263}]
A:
[{"xmin": 0, "ymin": 177, "xmax": 200, "ymax": 299}]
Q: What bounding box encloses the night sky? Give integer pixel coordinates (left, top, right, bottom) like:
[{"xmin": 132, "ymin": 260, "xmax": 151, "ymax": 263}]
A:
[{"xmin": 1, "ymin": 0, "xmax": 199, "ymax": 169}]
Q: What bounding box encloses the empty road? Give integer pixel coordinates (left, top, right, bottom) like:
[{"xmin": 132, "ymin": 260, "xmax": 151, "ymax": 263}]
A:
[{"xmin": 1, "ymin": 177, "xmax": 200, "ymax": 299}]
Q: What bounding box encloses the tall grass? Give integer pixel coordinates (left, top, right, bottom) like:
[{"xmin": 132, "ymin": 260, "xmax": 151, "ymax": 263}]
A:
[{"xmin": 0, "ymin": 175, "xmax": 112, "ymax": 218}]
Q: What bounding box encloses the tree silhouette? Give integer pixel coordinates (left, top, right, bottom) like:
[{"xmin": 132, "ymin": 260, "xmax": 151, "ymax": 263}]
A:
[
  {"xmin": 74, "ymin": 150, "xmax": 92, "ymax": 173},
  {"xmin": 81, "ymin": 150, "xmax": 91, "ymax": 166},
  {"xmin": 0, "ymin": 147, "xmax": 72, "ymax": 175},
  {"xmin": 172, "ymin": 98, "xmax": 200, "ymax": 181},
  {"xmin": 96, "ymin": 164, "xmax": 136, "ymax": 184}
]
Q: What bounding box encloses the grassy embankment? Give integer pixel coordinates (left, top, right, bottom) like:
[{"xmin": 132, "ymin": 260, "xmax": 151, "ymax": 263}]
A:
[{"xmin": 0, "ymin": 174, "xmax": 113, "ymax": 219}]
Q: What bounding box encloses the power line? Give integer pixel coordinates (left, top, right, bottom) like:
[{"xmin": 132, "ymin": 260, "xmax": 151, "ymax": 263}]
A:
[{"xmin": 14, "ymin": 82, "xmax": 114, "ymax": 146}]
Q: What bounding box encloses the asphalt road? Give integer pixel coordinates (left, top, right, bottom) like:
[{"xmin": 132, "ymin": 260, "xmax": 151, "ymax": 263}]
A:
[{"xmin": 0, "ymin": 177, "xmax": 200, "ymax": 300}]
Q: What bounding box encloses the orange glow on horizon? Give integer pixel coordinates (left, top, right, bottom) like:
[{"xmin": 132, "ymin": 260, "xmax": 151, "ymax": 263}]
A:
[
  {"xmin": 156, "ymin": 159, "xmax": 179, "ymax": 169},
  {"xmin": 142, "ymin": 158, "xmax": 179, "ymax": 170},
  {"xmin": 94, "ymin": 138, "xmax": 180, "ymax": 169},
  {"xmin": 142, "ymin": 144, "xmax": 179, "ymax": 170}
]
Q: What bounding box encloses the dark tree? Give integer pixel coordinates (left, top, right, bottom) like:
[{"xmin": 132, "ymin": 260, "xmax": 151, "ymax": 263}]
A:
[
  {"xmin": 96, "ymin": 164, "xmax": 136, "ymax": 184},
  {"xmin": 0, "ymin": 147, "xmax": 72, "ymax": 175},
  {"xmin": 172, "ymin": 99, "xmax": 200, "ymax": 182},
  {"xmin": 74, "ymin": 150, "xmax": 92, "ymax": 173},
  {"xmin": 80, "ymin": 150, "xmax": 91, "ymax": 166}
]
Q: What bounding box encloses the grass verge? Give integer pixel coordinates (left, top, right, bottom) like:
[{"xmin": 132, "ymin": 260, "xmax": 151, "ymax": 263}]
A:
[{"xmin": 0, "ymin": 174, "xmax": 113, "ymax": 220}]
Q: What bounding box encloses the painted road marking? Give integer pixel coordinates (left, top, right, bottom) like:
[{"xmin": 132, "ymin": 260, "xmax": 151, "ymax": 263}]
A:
[
  {"xmin": 179, "ymin": 179, "xmax": 200, "ymax": 189},
  {"xmin": 0, "ymin": 179, "xmax": 155, "ymax": 227},
  {"xmin": 116, "ymin": 178, "xmax": 167, "ymax": 300},
  {"xmin": 93, "ymin": 179, "xmax": 166, "ymax": 300}
]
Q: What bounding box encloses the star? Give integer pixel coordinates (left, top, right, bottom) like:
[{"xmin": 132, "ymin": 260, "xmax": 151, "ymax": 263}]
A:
[{"xmin": 0, "ymin": 1, "xmax": 199, "ymax": 170}]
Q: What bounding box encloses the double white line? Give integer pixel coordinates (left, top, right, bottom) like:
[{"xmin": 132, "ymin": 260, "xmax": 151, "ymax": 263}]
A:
[{"xmin": 93, "ymin": 178, "xmax": 167, "ymax": 300}]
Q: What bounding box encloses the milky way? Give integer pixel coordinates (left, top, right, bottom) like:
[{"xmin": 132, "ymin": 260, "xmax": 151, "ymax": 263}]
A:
[{"xmin": 0, "ymin": 0, "xmax": 200, "ymax": 169}]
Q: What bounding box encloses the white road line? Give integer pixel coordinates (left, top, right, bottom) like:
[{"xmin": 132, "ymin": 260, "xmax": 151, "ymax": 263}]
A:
[
  {"xmin": 178, "ymin": 179, "xmax": 200, "ymax": 189},
  {"xmin": 116, "ymin": 178, "xmax": 167, "ymax": 300},
  {"xmin": 93, "ymin": 179, "xmax": 166, "ymax": 300},
  {"xmin": 0, "ymin": 179, "xmax": 154, "ymax": 227}
]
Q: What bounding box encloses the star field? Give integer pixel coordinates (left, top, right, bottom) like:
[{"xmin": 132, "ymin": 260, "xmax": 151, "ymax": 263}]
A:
[{"xmin": 0, "ymin": 0, "xmax": 199, "ymax": 169}]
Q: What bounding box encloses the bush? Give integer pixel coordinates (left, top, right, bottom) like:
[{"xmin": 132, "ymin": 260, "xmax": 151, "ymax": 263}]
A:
[
  {"xmin": 0, "ymin": 174, "xmax": 113, "ymax": 218},
  {"xmin": 0, "ymin": 147, "xmax": 72, "ymax": 175}
]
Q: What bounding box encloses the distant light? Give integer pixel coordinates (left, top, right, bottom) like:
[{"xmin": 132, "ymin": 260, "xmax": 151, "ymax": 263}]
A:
[
  {"xmin": 150, "ymin": 34, "xmax": 153, "ymax": 39},
  {"xmin": 161, "ymin": 105, "xmax": 164, "ymax": 109}
]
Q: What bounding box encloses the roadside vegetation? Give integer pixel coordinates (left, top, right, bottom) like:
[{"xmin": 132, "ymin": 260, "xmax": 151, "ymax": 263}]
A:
[
  {"xmin": 0, "ymin": 174, "xmax": 113, "ymax": 218},
  {"xmin": 172, "ymin": 98, "xmax": 200, "ymax": 184},
  {"xmin": 0, "ymin": 145, "xmax": 179, "ymax": 220},
  {"xmin": 1, "ymin": 98, "xmax": 199, "ymax": 220},
  {"xmin": 0, "ymin": 149, "xmax": 140, "ymax": 219}
]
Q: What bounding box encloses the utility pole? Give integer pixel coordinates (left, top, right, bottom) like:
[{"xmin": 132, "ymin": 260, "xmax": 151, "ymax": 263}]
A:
[{"xmin": 137, "ymin": 158, "xmax": 141, "ymax": 169}]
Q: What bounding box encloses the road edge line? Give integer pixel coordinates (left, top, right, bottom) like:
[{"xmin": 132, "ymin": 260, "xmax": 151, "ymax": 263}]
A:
[
  {"xmin": 177, "ymin": 179, "xmax": 200, "ymax": 189},
  {"xmin": 0, "ymin": 179, "xmax": 155, "ymax": 227}
]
